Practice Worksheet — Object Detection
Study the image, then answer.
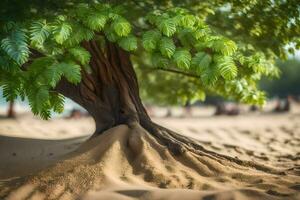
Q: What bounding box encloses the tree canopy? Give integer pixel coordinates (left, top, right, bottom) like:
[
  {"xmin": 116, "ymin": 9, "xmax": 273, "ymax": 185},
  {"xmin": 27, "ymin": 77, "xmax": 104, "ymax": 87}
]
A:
[{"xmin": 0, "ymin": 0, "xmax": 299, "ymax": 118}]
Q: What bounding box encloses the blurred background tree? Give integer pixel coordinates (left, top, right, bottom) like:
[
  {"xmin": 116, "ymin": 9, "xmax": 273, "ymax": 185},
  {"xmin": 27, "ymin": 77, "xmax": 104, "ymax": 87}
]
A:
[{"xmin": 261, "ymin": 59, "xmax": 300, "ymax": 98}]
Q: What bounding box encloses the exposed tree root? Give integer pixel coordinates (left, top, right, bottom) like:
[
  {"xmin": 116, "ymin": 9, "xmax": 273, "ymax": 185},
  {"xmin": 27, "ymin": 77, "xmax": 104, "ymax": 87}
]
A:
[{"xmin": 140, "ymin": 119, "xmax": 286, "ymax": 175}]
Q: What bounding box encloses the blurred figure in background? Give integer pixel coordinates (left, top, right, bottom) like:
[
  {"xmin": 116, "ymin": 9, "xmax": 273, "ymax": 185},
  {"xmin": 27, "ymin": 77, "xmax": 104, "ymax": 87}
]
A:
[
  {"xmin": 68, "ymin": 109, "xmax": 89, "ymax": 119},
  {"xmin": 249, "ymin": 105, "xmax": 259, "ymax": 112},
  {"xmin": 273, "ymin": 95, "xmax": 292, "ymax": 112},
  {"xmin": 215, "ymin": 102, "xmax": 240, "ymax": 116},
  {"xmin": 183, "ymin": 100, "xmax": 192, "ymax": 117},
  {"xmin": 215, "ymin": 102, "xmax": 227, "ymax": 115}
]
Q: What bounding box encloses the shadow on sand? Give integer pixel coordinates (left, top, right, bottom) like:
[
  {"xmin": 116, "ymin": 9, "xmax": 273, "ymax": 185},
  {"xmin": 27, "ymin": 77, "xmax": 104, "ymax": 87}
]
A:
[{"xmin": 0, "ymin": 135, "xmax": 89, "ymax": 179}]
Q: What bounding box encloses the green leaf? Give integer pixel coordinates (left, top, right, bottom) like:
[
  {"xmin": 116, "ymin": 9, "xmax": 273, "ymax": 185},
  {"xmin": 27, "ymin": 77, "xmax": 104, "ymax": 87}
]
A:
[
  {"xmin": 57, "ymin": 62, "xmax": 81, "ymax": 84},
  {"xmin": 65, "ymin": 24, "xmax": 94, "ymax": 47},
  {"xmin": 158, "ymin": 18, "xmax": 177, "ymax": 37},
  {"xmin": 1, "ymin": 28, "xmax": 29, "ymax": 65},
  {"xmin": 118, "ymin": 35, "xmax": 137, "ymax": 51},
  {"xmin": 159, "ymin": 37, "xmax": 175, "ymax": 58},
  {"xmin": 50, "ymin": 93, "xmax": 65, "ymax": 113},
  {"xmin": 0, "ymin": 50, "xmax": 19, "ymax": 72},
  {"xmin": 142, "ymin": 30, "xmax": 161, "ymax": 51},
  {"xmin": 192, "ymin": 52, "xmax": 212, "ymax": 74},
  {"xmin": 27, "ymin": 86, "xmax": 52, "ymax": 119},
  {"xmin": 39, "ymin": 110, "xmax": 52, "ymax": 120},
  {"xmin": 146, "ymin": 13, "xmax": 159, "ymax": 25},
  {"xmin": 45, "ymin": 65, "xmax": 63, "ymax": 88},
  {"xmin": 201, "ymin": 65, "xmax": 219, "ymax": 85},
  {"xmin": 27, "ymin": 57, "xmax": 61, "ymax": 88},
  {"xmin": 193, "ymin": 27, "xmax": 210, "ymax": 40},
  {"xmin": 216, "ymin": 56, "xmax": 238, "ymax": 80},
  {"xmin": 30, "ymin": 21, "xmax": 51, "ymax": 46},
  {"xmin": 104, "ymin": 26, "xmax": 119, "ymax": 42},
  {"xmin": 152, "ymin": 53, "xmax": 169, "ymax": 68},
  {"xmin": 173, "ymin": 49, "xmax": 191, "ymax": 69},
  {"xmin": 68, "ymin": 47, "xmax": 91, "ymax": 65},
  {"xmin": 211, "ymin": 39, "xmax": 237, "ymax": 56},
  {"xmin": 177, "ymin": 28, "xmax": 196, "ymax": 47},
  {"xmin": 180, "ymin": 15, "xmax": 196, "ymax": 28},
  {"xmin": 2, "ymin": 81, "xmax": 19, "ymax": 101},
  {"xmin": 113, "ymin": 17, "xmax": 131, "ymax": 36},
  {"xmin": 35, "ymin": 86, "xmax": 50, "ymax": 110},
  {"xmin": 28, "ymin": 57, "xmax": 55, "ymax": 75},
  {"xmin": 84, "ymin": 13, "xmax": 107, "ymax": 31},
  {"xmin": 53, "ymin": 22, "xmax": 72, "ymax": 44}
]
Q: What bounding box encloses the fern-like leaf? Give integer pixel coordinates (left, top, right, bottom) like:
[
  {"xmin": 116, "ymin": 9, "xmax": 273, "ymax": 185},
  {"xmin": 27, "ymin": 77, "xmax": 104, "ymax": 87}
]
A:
[
  {"xmin": 68, "ymin": 47, "xmax": 91, "ymax": 65},
  {"xmin": 192, "ymin": 52, "xmax": 212, "ymax": 73},
  {"xmin": 30, "ymin": 21, "xmax": 51, "ymax": 46},
  {"xmin": 27, "ymin": 86, "xmax": 50, "ymax": 113},
  {"xmin": 113, "ymin": 17, "xmax": 131, "ymax": 37},
  {"xmin": 201, "ymin": 65, "xmax": 219, "ymax": 85},
  {"xmin": 118, "ymin": 35, "xmax": 137, "ymax": 51},
  {"xmin": 173, "ymin": 49, "xmax": 191, "ymax": 69},
  {"xmin": 45, "ymin": 65, "xmax": 63, "ymax": 88},
  {"xmin": 211, "ymin": 39, "xmax": 237, "ymax": 56},
  {"xmin": 2, "ymin": 81, "xmax": 19, "ymax": 101},
  {"xmin": 159, "ymin": 37, "xmax": 175, "ymax": 58},
  {"xmin": 84, "ymin": 13, "xmax": 107, "ymax": 31},
  {"xmin": 157, "ymin": 18, "xmax": 177, "ymax": 37},
  {"xmin": 104, "ymin": 26, "xmax": 119, "ymax": 42},
  {"xmin": 0, "ymin": 50, "xmax": 19, "ymax": 72},
  {"xmin": 53, "ymin": 22, "xmax": 72, "ymax": 44},
  {"xmin": 152, "ymin": 53, "xmax": 169, "ymax": 68},
  {"xmin": 65, "ymin": 24, "xmax": 94, "ymax": 47},
  {"xmin": 142, "ymin": 30, "xmax": 161, "ymax": 51},
  {"xmin": 216, "ymin": 56, "xmax": 238, "ymax": 80},
  {"xmin": 180, "ymin": 15, "xmax": 196, "ymax": 28},
  {"xmin": 50, "ymin": 93, "xmax": 65, "ymax": 113},
  {"xmin": 57, "ymin": 62, "xmax": 81, "ymax": 84},
  {"xmin": 1, "ymin": 28, "xmax": 29, "ymax": 65},
  {"xmin": 177, "ymin": 28, "xmax": 196, "ymax": 47}
]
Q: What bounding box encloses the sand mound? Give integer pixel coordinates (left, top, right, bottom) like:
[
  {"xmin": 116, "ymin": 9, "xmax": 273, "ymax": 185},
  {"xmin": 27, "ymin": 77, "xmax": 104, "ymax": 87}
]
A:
[{"xmin": 1, "ymin": 124, "xmax": 299, "ymax": 200}]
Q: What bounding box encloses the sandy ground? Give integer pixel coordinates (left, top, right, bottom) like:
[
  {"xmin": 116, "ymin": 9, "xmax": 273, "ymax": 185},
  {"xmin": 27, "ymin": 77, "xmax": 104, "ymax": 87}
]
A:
[{"xmin": 0, "ymin": 109, "xmax": 299, "ymax": 200}]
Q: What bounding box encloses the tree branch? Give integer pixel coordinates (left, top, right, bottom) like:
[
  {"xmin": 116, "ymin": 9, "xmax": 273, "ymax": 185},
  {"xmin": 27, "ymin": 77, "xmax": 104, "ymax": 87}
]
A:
[{"xmin": 144, "ymin": 67, "xmax": 200, "ymax": 79}]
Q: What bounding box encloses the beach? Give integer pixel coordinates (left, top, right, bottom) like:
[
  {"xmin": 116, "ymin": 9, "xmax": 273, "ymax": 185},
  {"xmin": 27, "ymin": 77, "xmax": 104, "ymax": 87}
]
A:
[{"xmin": 0, "ymin": 107, "xmax": 299, "ymax": 199}]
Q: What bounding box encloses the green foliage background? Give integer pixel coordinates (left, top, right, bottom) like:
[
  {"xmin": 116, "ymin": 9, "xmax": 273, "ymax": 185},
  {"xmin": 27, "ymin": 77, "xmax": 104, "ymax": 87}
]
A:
[{"xmin": 260, "ymin": 58, "xmax": 300, "ymax": 98}]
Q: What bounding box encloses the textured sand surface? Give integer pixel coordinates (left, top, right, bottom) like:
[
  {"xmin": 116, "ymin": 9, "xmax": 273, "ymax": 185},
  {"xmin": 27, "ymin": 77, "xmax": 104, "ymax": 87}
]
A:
[{"xmin": 0, "ymin": 111, "xmax": 299, "ymax": 200}]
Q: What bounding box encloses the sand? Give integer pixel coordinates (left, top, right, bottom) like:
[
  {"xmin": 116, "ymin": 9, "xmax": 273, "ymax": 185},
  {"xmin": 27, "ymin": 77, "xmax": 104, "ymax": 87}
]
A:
[{"xmin": 0, "ymin": 111, "xmax": 299, "ymax": 200}]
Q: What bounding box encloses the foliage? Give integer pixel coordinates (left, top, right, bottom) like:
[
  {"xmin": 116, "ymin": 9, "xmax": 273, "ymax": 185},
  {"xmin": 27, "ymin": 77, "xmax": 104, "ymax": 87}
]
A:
[
  {"xmin": 0, "ymin": 0, "xmax": 299, "ymax": 118},
  {"xmin": 260, "ymin": 59, "xmax": 300, "ymax": 98}
]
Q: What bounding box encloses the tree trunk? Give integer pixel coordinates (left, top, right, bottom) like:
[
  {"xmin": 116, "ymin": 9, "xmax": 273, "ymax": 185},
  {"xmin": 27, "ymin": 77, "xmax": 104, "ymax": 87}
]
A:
[
  {"xmin": 56, "ymin": 40, "xmax": 149, "ymax": 135},
  {"xmin": 7, "ymin": 100, "xmax": 16, "ymax": 118}
]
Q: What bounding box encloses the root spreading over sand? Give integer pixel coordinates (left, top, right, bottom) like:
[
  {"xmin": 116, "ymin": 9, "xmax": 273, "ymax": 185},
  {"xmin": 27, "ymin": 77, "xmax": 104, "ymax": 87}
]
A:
[{"xmin": 1, "ymin": 123, "xmax": 299, "ymax": 200}]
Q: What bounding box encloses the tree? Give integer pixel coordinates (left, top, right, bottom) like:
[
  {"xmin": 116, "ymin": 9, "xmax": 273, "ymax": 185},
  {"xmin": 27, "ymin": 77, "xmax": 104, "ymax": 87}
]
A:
[
  {"xmin": 261, "ymin": 59, "xmax": 300, "ymax": 98},
  {"xmin": 7, "ymin": 100, "xmax": 15, "ymax": 118},
  {"xmin": 0, "ymin": 0, "xmax": 299, "ymax": 197}
]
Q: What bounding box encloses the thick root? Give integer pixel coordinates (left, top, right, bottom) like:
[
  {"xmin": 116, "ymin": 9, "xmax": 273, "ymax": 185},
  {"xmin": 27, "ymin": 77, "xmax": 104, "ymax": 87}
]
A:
[{"xmin": 141, "ymin": 120, "xmax": 287, "ymax": 175}]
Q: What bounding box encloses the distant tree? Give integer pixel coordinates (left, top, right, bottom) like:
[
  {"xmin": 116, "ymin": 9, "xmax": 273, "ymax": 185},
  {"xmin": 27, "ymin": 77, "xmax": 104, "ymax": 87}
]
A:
[
  {"xmin": 0, "ymin": 0, "xmax": 299, "ymax": 183},
  {"xmin": 261, "ymin": 59, "xmax": 300, "ymax": 98},
  {"xmin": 7, "ymin": 100, "xmax": 15, "ymax": 118}
]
